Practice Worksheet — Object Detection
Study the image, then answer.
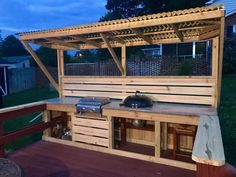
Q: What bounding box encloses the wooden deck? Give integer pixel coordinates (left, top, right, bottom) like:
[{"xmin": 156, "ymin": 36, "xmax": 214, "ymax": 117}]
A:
[{"xmin": 8, "ymin": 141, "xmax": 196, "ymax": 177}]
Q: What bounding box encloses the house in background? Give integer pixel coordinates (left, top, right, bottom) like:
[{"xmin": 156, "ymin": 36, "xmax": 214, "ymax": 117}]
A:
[
  {"xmin": 141, "ymin": 41, "xmax": 209, "ymax": 60},
  {"xmin": 1, "ymin": 55, "xmax": 31, "ymax": 69},
  {"xmin": 142, "ymin": 45, "xmax": 163, "ymax": 58},
  {"xmin": 207, "ymin": 0, "xmax": 236, "ymax": 38},
  {"xmin": 142, "ymin": 1, "xmax": 236, "ymax": 60},
  {"xmin": 0, "ymin": 55, "xmax": 32, "ymax": 95},
  {"xmin": 0, "ymin": 59, "xmax": 11, "ymax": 96}
]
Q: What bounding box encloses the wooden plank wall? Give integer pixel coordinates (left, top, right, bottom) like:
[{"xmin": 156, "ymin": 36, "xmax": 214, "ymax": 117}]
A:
[
  {"xmin": 125, "ymin": 123, "xmax": 194, "ymax": 151},
  {"xmin": 62, "ymin": 76, "xmax": 216, "ymax": 106}
]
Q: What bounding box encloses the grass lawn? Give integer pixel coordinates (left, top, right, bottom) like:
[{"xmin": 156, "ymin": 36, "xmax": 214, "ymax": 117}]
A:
[
  {"xmin": 2, "ymin": 87, "xmax": 58, "ymax": 152},
  {"xmin": 218, "ymin": 74, "xmax": 236, "ymax": 165},
  {"xmin": 1, "ymin": 76, "xmax": 236, "ymax": 165}
]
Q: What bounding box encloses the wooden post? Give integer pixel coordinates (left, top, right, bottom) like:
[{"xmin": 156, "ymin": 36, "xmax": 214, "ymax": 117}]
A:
[
  {"xmin": 57, "ymin": 49, "xmax": 64, "ymax": 98},
  {"xmin": 107, "ymin": 116, "xmax": 114, "ymax": 149},
  {"xmin": 217, "ymin": 16, "xmax": 225, "ymax": 106},
  {"xmin": 43, "ymin": 110, "xmax": 51, "ymax": 137},
  {"xmin": 212, "ymin": 37, "xmax": 219, "ymax": 107},
  {"xmin": 162, "ymin": 123, "xmax": 168, "ymax": 150},
  {"xmin": 155, "ymin": 121, "xmax": 161, "ymax": 158},
  {"xmin": 121, "ymin": 45, "xmax": 126, "ymax": 77},
  {"xmin": 21, "ymin": 41, "xmax": 59, "ymax": 92},
  {"xmin": 120, "ymin": 118, "xmax": 127, "ymax": 146}
]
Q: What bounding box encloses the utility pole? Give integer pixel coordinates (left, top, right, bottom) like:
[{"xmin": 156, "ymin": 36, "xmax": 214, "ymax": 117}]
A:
[{"xmin": 0, "ymin": 30, "xmax": 3, "ymax": 57}]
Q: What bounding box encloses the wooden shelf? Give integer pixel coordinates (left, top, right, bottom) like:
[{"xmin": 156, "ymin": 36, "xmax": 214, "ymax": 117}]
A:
[{"xmin": 126, "ymin": 122, "xmax": 154, "ymax": 131}]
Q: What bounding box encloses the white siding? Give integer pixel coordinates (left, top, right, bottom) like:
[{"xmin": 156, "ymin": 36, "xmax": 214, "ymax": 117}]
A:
[{"xmin": 209, "ymin": 0, "xmax": 236, "ymax": 16}]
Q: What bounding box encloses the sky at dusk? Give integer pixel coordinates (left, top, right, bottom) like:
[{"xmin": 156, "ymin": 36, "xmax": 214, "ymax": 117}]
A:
[{"xmin": 0, "ymin": 0, "xmax": 107, "ymax": 38}]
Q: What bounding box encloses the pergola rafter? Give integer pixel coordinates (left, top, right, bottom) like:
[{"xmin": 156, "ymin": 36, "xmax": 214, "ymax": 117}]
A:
[
  {"xmin": 20, "ymin": 5, "xmax": 224, "ymax": 50},
  {"xmin": 172, "ymin": 24, "xmax": 184, "ymax": 42},
  {"xmin": 70, "ymin": 36, "xmax": 101, "ymax": 48},
  {"xmin": 131, "ymin": 28, "xmax": 153, "ymax": 44}
]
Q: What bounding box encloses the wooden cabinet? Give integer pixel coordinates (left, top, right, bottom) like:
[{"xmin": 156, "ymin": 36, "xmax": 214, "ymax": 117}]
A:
[{"xmin": 71, "ymin": 113, "xmax": 110, "ymax": 147}]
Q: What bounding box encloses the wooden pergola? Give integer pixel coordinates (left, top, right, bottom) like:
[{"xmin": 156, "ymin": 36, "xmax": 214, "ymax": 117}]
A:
[
  {"xmin": 19, "ymin": 4, "xmax": 225, "ymax": 106},
  {"xmin": 0, "ymin": 4, "xmax": 231, "ymax": 177}
]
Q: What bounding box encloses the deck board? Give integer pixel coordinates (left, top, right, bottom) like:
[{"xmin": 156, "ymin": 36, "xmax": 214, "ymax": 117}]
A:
[{"xmin": 8, "ymin": 141, "xmax": 195, "ymax": 177}]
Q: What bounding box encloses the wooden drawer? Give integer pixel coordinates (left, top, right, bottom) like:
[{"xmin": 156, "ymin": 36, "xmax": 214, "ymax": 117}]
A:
[
  {"xmin": 73, "ymin": 126, "xmax": 109, "ymax": 138},
  {"xmin": 73, "ymin": 134, "xmax": 109, "ymax": 147},
  {"xmin": 72, "ymin": 114, "xmax": 109, "ymax": 147},
  {"xmin": 73, "ymin": 118, "xmax": 109, "ymax": 129}
]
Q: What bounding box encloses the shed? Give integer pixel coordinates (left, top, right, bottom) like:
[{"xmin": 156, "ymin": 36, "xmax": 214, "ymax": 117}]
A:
[
  {"xmin": 2, "ymin": 55, "xmax": 31, "ymax": 69},
  {"xmin": 0, "ymin": 58, "xmax": 10, "ymax": 95}
]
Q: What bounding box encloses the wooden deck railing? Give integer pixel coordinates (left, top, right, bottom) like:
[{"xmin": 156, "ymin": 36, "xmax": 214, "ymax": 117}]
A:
[
  {"xmin": 192, "ymin": 115, "xmax": 236, "ymax": 177},
  {"xmin": 0, "ymin": 102, "xmax": 65, "ymax": 157}
]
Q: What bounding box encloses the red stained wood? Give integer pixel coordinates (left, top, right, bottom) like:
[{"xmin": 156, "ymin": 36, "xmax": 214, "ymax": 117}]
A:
[
  {"xmin": 0, "ymin": 116, "xmax": 64, "ymax": 145},
  {"xmin": 0, "ymin": 104, "xmax": 46, "ymax": 120},
  {"xmin": 197, "ymin": 163, "xmax": 236, "ymax": 177},
  {"xmin": 117, "ymin": 141, "xmax": 155, "ymax": 156},
  {"xmin": 0, "ymin": 120, "xmax": 4, "ymax": 157},
  {"xmin": 9, "ymin": 141, "xmax": 196, "ymax": 177}
]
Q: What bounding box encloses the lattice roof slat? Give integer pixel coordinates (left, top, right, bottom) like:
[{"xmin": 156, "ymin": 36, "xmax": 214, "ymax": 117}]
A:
[{"xmin": 19, "ymin": 5, "xmax": 224, "ymax": 50}]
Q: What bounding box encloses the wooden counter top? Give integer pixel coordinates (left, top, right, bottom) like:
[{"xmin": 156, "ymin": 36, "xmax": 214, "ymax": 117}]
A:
[
  {"xmin": 44, "ymin": 97, "xmax": 217, "ymax": 117},
  {"xmin": 45, "ymin": 97, "xmax": 80, "ymax": 112}
]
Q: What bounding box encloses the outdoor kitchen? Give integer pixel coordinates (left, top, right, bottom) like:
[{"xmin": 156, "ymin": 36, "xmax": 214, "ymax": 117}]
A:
[{"xmin": 0, "ymin": 5, "xmax": 228, "ymax": 177}]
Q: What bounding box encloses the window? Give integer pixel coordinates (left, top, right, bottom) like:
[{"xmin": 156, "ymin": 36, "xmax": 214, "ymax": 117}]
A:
[
  {"xmin": 152, "ymin": 49, "xmax": 161, "ymax": 57},
  {"xmin": 233, "ymin": 25, "xmax": 236, "ymax": 33},
  {"xmin": 227, "ymin": 25, "xmax": 236, "ymax": 37},
  {"xmin": 142, "ymin": 46, "xmax": 162, "ymax": 58}
]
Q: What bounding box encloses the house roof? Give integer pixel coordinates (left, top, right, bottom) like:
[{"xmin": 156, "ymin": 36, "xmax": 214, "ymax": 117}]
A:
[
  {"xmin": 18, "ymin": 5, "xmax": 224, "ymax": 50},
  {"xmin": 2, "ymin": 56, "xmax": 31, "ymax": 64},
  {"xmin": 206, "ymin": 0, "xmax": 236, "ymax": 16},
  {"xmin": 0, "ymin": 58, "xmax": 12, "ymax": 67}
]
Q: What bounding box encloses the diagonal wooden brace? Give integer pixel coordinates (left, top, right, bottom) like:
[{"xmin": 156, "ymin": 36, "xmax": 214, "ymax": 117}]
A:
[
  {"xmin": 100, "ymin": 33, "xmax": 124, "ymax": 74},
  {"xmin": 21, "ymin": 41, "xmax": 59, "ymax": 92}
]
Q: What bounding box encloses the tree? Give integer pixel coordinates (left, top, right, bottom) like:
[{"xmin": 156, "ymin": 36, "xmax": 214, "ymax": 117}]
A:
[
  {"xmin": 99, "ymin": 0, "xmax": 208, "ymax": 61},
  {"xmin": 223, "ymin": 37, "xmax": 236, "ymax": 74},
  {"xmin": 101, "ymin": 0, "xmax": 208, "ymax": 21},
  {"xmin": 2, "ymin": 35, "xmax": 28, "ymax": 57},
  {"xmin": 73, "ymin": 50, "xmax": 97, "ymax": 62},
  {"xmin": 100, "ymin": 0, "xmax": 144, "ymax": 20},
  {"xmin": 31, "ymin": 47, "xmax": 71, "ymax": 67}
]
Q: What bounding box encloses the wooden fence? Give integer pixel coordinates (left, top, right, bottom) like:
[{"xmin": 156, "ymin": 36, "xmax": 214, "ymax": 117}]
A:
[
  {"xmin": 21, "ymin": 56, "xmax": 211, "ymax": 89},
  {"xmin": 8, "ymin": 68, "xmax": 36, "ymax": 94},
  {"xmin": 64, "ymin": 56, "xmax": 211, "ymax": 76}
]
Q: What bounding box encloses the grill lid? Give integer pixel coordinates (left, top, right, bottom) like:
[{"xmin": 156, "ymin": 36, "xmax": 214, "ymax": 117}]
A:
[
  {"xmin": 123, "ymin": 91, "xmax": 153, "ymax": 108},
  {"xmin": 78, "ymin": 97, "xmax": 110, "ymax": 106},
  {"xmin": 76, "ymin": 97, "xmax": 110, "ymax": 114}
]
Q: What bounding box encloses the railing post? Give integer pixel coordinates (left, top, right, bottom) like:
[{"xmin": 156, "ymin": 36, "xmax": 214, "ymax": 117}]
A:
[
  {"xmin": 0, "ymin": 120, "xmax": 5, "ymax": 157},
  {"xmin": 43, "ymin": 110, "xmax": 51, "ymax": 137},
  {"xmin": 197, "ymin": 163, "xmax": 236, "ymax": 177}
]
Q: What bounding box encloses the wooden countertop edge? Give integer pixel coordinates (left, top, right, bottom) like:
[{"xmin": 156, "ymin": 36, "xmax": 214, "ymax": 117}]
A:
[
  {"xmin": 102, "ymin": 107, "xmax": 209, "ymax": 117},
  {"xmin": 0, "ymin": 101, "xmax": 46, "ymax": 113},
  {"xmin": 46, "ymin": 103, "xmax": 76, "ymax": 113}
]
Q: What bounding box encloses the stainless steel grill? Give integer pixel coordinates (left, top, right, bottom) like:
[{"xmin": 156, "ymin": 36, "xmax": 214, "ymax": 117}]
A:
[{"xmin": 76, "ymin": 97, "xmax": 110, "ymax": 115}]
